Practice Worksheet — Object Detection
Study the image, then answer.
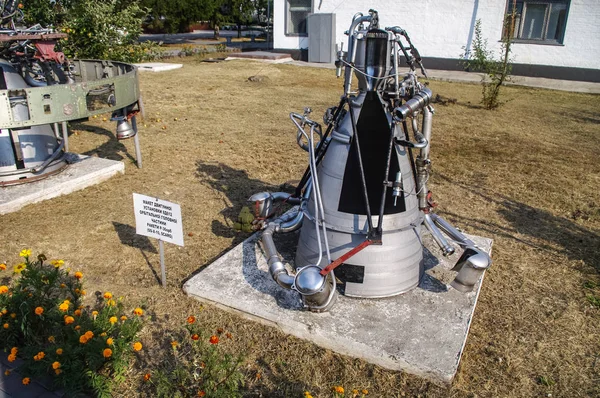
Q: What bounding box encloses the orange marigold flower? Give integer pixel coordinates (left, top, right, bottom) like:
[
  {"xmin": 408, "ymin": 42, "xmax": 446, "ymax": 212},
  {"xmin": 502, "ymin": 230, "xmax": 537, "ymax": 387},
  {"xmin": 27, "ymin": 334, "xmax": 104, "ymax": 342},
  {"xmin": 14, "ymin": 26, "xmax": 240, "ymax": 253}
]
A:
[
  {"xmin": 55, "ymin": 369, "xmax": 62, "ymax": 375},
  {"xmin": 4, "ymin": 370, "xmax": 10, "ymax": 376},
  {"xmin": 103, "ymin": 348, "xmax": 112, "ymax": 358},
  {"xmin": 133, "ymin": 342, "xmax": 142, "ymax": 351},
  {"xmin": 0, "ymin": 286, "xmax": 8, "ymax": 294},
  {"xmin": 209, "ymin": 335, "xmax": 219, "ymax": 345},
  {"xmin": 56, "ymin": 348, "xmax": 63, "ymax": 355},
  {"xmin": 109, "ymin": 316, "xmax": 117, "ymax": 324},
  {"xmin": 100, "ymin": 332, "xmax": 107, "ymax": 337},
  {"xmin": 10, "ymin": 313, "xmax": 16, "ymax": 319},
  {"xmin": 22, "ymin": 377, "xmax": 30, "ymax": 385},
  {"xmin": 59, "ymin": 302, "xmax": 69, "ymax": 312},
  {"xmin": 187, "ymin": 316, "xmax": 196, "ymax": 324},
  {"xmin": 197, "ymin": 391, "xmax": 206, "ymax": 397},
  {"xmin": 120, "ymin": 315, "xmax": 127, "ymax": 321},
  {"xmin": 3, "ymin": 323, "xmax": 9, "ymax": 329},
  {"xmin": 133, "ymin": 307, "xmax": 143, "ymax": 316},
  {"xmin": 60, "ymin": 283, "xmax": 66, "ymax": 289},
  {"xmin": 362, "ymin": 389, "xmax": 368, "ymax": 395},
  {"xmin": 0, "ymin": 263, "xmax": 6, "ymax": 271},
  {"xmin": 80, "ymin": 290, "xmax": 86, "ymax": 295},
  {"xmin": 191, "ymin": 334, "xmax": 199, "ymax": 341},
  {"xmin": 74, "ymin": 271, "xmax": 83, "ymax": 279},
  {"xmin": 106, "ymin": 337, "xmax": 114, "ymax": 345},
  {"xmin": 74, "ymin": 288, "xmax": 80, "ymax": 295},
  {"xmin": 170, "ymin": 341, "xmax": 178, "ymax": 349},
  {"xmin": 103, "ymin": 292, "xmax": 112, "ymax": 299},
  {"xmin": 48, "ymin": 336, "xmax": 55, "ymax": 343},
  {"xmin": 10, "ymin": 347, "xmax": 17, "ymax": 355},
  {"xmin": 106, "ymin": 299, "xmax": 115, "ymax": 307},
  {"xmin": 84, "ymin": 331, "xmax": 94, "ymax": 339},
  {"xmin": 92, "ymin": 311, "xmax": 98, "ymax": 317},
  {"xmin": 334, "ymin": 386, "xmax": 344, "ymax": 394},
  {"xmin": 35, "ymin": 307, "xmax": 44, "ymax": 316},
  {"xmin": 143, "ymin": 373, "xmax": 151, "ymax": 381},
  {"xmin": 52, "ymin": 361, "xmax": 61, "ymax": 370},
  {"xmin": 64, "ymin": 316, "xmax": 74, "ymax": 325},
  {"xmin": 2, "ymin": 309, "xmax": 7, "ymax": 314},
  {"xmin": 7, "ymin": 353, "xmax": 16, "ymax": 362},
  {"xmin": 74, "ymin": 325, "xmax": 81, "ymax": 331},
  {"xmin": 34, "ymin": 351, "xmax": 45, "ymax": 361}
]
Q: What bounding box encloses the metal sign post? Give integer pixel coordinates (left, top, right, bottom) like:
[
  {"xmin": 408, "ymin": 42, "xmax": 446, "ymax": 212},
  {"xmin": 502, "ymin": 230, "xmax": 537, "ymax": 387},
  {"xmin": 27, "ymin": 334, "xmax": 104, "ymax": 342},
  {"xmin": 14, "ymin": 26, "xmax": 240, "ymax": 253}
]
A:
[{"xmin": 133, "ymin": 193, "xmax": 184, "ymax": 287}]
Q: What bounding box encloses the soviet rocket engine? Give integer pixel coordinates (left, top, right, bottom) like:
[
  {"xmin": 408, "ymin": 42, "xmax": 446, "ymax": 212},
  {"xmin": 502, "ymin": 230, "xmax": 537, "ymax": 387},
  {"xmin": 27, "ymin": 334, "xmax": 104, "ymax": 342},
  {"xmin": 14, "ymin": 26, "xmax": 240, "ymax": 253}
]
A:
[{"xmin": 250, "ymin": 10, "xmax": 491, "ymax": 312}]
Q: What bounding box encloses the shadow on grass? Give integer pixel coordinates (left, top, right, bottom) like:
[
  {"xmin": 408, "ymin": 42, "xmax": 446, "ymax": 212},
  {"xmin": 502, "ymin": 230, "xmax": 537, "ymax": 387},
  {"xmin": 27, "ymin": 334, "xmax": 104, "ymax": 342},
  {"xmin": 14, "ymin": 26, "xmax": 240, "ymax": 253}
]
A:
[
  {"xmin": 436, "ymin": 173, "xmax": 600, "ymax": 273},
  {"xmin": 112, "ymin": 222, "xmax": 161, "ymax": 285},
  {"xmin": 72, "ymin": 122, "xmax": 136, "ymax": 164},
  {"xmin": 195, "ymin": 161, "xmax": 293, "ymax": 240}
]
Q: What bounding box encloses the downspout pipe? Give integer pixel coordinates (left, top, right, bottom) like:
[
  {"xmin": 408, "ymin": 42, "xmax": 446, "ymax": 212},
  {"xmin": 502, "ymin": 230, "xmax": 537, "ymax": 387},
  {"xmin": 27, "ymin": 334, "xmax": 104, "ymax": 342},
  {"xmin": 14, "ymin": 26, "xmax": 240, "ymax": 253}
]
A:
[{"xmin": 262, "ymin": 208, "xmax": 304, "ymax": 289}]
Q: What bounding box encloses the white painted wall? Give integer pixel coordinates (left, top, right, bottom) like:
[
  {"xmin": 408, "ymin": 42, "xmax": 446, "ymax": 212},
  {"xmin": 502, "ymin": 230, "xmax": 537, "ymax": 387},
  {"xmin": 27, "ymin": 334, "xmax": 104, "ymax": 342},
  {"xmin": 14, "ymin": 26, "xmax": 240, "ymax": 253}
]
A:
[{"xmin": 273, "ymin": 0, "xmax": 600, "ymax": 69}]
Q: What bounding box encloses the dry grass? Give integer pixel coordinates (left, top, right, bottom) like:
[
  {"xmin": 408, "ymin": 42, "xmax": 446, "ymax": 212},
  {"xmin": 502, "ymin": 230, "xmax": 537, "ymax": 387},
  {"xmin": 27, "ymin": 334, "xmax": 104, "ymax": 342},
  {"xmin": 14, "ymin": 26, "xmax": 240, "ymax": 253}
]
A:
[{"xmin": 1, "ymin": 57, "xmax": 599, "ymax": 397}]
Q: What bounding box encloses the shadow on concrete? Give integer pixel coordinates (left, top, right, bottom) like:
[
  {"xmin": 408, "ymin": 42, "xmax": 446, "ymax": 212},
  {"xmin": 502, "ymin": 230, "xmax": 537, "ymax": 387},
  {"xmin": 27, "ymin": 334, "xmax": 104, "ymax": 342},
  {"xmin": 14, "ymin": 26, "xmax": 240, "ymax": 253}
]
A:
[
  {"xmin": 72, "ymin": 122, "xmax": 137, "ymax": 164},
  {"xmin": 436, "ymin": 173, "xmax": 600, "ymax": 273},
  {"xmin": 112, "ymin": 222, "xmax": 161, "ymax": 285}
]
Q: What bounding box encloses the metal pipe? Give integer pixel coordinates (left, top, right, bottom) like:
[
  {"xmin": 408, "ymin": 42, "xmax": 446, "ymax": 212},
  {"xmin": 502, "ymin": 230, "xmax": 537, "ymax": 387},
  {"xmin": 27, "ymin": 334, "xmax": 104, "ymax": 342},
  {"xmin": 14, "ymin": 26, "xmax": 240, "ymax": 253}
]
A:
[
  {"xmin": 377, "ymin": 122, "xmax": 396, "ymax": 234},
  {"xmin": 131, "ymin": 115, "xmax": 142, "ymax": 168},
  {"xmin": 61, "ymin": 121, "xmax": 69, "ymax": 152},
  {"xmin": 31, "ymin": 140, "xmax": 64, "ymax": 173},
  {"xmin": 262, "ymin": 222, "xmax": 295, "ymax": 289},
  {"xmin": 421, "ymin": 106, "xmax": 433, "ymax": 160},
  {"xmin": 347, "ymin": 97, "xmax": 374, "ymax": 232},
  {"xmin": 430, "ymin": 213, "xmax": 476, "ymax": 247},
  {"xmin": 423, "ymin": 213, "xmax": 455, "ymax": 256},
  {"xmin": 344, "ymin": 14, "xmax": 373, "ymax": 94}
]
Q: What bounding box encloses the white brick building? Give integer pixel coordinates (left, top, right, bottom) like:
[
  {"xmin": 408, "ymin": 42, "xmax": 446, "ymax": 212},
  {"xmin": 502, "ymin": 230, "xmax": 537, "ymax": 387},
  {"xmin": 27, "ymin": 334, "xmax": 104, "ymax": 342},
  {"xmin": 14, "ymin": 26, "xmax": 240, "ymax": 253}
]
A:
[{"xmin": 274, "ymin": 0, "xmax": 600, "ymax": 81}]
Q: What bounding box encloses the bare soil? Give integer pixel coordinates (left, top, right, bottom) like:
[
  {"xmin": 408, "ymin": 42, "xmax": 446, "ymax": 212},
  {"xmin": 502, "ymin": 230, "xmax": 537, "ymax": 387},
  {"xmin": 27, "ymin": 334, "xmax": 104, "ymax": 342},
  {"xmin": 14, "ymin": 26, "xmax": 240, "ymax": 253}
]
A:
[{"xmin": 1, "ymin": 57, "xmax": 599, "ymax": 397}]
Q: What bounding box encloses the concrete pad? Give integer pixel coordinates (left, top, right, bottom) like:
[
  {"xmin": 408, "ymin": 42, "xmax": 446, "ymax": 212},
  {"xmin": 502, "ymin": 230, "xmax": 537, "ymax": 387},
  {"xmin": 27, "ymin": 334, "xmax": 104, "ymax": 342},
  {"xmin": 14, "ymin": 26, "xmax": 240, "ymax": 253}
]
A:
[
  {"xmin": 0, "ymin": 154, "xmax": 123, "ymax": 214},
  {"xmin": 133, "ymin": 63, "xmax": 183, "ymax": 72},
  {"xmin": 184, "ymin": 228, "xmax": 492, "ymax": 384},
  {"xmin": 227, "ymin": 51, "xmax": 293, "ymax": 64}
]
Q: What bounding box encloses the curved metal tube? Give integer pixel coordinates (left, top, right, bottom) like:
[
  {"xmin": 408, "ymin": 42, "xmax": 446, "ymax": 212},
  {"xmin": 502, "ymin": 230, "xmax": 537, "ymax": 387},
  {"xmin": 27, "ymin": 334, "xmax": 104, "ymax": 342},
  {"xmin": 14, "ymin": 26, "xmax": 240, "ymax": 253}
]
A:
[
  {"xmin": 423, "ymin": 213, "xmax": 455, "ymax": 256},
  {"xmin": 429, "ymin": 213, "xmax": 475, "ymax": 247},
  {"xmin": 262, "ymin": 222, "xmax": 296, "ymax": 289}
]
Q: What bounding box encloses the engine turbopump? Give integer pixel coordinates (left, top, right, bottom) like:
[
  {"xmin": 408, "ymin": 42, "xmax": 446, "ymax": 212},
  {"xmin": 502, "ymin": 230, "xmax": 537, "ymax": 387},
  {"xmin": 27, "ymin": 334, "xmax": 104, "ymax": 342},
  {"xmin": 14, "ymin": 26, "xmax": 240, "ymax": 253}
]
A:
[{"xmin": 250, "ymin": 10, "xmax": 491, "ymax": 312}]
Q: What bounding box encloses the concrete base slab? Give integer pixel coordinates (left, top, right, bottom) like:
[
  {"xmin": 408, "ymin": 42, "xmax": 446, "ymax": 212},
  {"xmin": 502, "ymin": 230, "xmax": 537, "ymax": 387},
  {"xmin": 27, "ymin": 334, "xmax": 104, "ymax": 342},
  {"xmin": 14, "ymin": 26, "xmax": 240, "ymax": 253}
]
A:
[
  {"xmin": 227, "ymin": 51, "xmax": 293, "ymax": 63},
  {"xmin": 0, "ymin": 154, "xmax": 123, "ymax": 214},
  {"xmin": 134, "ymin": 63, "xmax": 183, "ymax": 72},
  {"xmin": 184, "ymin": 229, "xmax": 492, "ymax": 384}
]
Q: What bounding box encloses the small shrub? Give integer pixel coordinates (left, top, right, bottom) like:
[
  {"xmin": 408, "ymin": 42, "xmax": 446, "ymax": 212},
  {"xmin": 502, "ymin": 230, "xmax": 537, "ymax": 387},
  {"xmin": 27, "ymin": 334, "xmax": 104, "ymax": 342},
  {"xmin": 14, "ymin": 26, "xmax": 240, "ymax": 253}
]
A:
[
  {"xmin": 460, "ymin": 15, "xmax": 515, "ymax": 110},
  {"xmin": 144, "ymin": 316, "xmax": 245, "ymax": 397},
  {"xmin": 0, "ymin": 250, "xmax": 145, "ymax": 397}
]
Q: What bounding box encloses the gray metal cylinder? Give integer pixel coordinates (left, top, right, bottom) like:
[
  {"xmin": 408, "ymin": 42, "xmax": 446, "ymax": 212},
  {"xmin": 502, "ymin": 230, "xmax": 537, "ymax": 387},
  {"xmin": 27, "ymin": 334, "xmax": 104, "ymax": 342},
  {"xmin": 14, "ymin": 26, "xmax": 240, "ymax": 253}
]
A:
[
  {"xmin": 0, "ymin": 59, "xmax": 67, "ymax": 185},
  {"xmin": 295, "ymin": 92, "xmax": 424, "ymax": 298}
]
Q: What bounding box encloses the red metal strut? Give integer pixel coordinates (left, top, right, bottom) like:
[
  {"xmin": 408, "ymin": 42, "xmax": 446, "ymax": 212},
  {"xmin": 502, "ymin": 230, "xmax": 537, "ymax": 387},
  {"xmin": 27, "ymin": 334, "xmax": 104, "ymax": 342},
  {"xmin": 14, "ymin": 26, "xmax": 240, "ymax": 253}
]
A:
[{"xmin": 319, "ymin": 239, "xmax": 373, "ymax": 276}]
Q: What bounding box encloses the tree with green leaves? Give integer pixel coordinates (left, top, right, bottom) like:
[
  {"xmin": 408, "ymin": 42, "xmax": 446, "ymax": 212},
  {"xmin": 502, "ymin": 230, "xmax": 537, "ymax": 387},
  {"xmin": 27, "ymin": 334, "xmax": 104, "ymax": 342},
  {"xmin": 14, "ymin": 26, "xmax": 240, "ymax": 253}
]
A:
[{"xmin": 141, "ymin": 0, "xmax": 223, "ymax": 34}]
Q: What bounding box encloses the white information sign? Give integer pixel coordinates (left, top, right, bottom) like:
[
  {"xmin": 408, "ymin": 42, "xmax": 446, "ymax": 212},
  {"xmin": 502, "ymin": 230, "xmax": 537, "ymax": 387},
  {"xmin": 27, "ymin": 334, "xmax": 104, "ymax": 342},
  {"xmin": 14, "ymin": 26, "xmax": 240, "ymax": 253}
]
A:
[{"xmin": 133, "ymin": 193, "xmax": 184, "ymax": 247}]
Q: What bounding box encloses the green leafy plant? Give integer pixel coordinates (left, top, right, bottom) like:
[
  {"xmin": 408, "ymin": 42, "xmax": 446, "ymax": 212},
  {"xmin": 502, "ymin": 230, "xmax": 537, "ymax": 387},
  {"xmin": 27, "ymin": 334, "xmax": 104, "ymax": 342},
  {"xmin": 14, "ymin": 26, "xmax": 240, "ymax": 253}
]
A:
[
  {"xmin": 460, "ymin": 12, "xmax": 516, "ymax": 110},
  {"xmin": 22, "ymin": 0, "xmax": 158, "ymax": 63},
  {"xmin": 144, "ymin": 315, "xmax": 245, "ymax": 397},
  {"xmin": 0, "ymin": 250, "xmax": 145, "ymax": 397}
]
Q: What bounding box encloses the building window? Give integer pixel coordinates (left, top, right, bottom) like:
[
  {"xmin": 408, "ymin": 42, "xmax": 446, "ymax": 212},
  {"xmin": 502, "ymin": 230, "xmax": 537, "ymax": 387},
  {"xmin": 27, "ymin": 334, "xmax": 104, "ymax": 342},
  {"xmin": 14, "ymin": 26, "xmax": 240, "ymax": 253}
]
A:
[
  {"xmin": 286, "ymin": 0, "xmax": 311, "ymax": 36},
  {"xmin": 505, "ymin": 0, "xmax": 569, "ymax": 44}
]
